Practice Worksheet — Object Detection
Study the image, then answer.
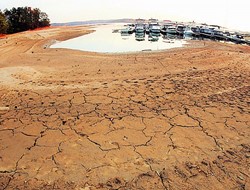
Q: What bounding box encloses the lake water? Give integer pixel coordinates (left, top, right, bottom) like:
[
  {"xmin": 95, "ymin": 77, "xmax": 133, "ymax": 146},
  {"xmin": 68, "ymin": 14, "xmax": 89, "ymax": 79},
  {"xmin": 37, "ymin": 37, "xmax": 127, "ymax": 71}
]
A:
[{"xmin": 51, "ymin": 24, "xmax": 187, "ymax": 53}]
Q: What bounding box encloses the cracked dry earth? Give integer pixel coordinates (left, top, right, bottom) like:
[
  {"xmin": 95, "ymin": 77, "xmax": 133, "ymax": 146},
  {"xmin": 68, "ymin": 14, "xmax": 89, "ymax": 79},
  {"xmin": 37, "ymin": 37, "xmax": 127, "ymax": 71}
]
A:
[{"xmin": 0, "ymin": 27, "xmax": 250, "ymax": 190}]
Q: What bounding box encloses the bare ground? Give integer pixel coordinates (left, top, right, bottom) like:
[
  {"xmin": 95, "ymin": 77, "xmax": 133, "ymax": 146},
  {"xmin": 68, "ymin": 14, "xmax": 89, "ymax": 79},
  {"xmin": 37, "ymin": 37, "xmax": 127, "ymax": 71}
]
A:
[{"xmin": 0, "ymin": 26, "xmax": 249, "ymax": 190}]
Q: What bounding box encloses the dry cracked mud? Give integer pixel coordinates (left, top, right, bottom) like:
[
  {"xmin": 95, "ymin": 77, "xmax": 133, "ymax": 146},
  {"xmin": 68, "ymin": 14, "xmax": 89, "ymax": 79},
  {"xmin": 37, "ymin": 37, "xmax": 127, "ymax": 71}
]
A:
[{"xmin": 0, "ymin": 26, "xmax": 249, "ymax": 189}]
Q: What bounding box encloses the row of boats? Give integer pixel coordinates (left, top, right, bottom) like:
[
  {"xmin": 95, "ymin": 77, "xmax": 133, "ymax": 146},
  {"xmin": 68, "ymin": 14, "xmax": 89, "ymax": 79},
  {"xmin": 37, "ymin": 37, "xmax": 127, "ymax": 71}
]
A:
[{"xmin": 117, "ymin": 20, "xmax": 250, "ymax": 45}]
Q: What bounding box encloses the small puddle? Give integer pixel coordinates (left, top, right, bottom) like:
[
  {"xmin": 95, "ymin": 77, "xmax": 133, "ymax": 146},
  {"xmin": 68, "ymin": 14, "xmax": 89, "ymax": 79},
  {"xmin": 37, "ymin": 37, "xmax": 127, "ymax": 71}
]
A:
[{"xmin": 51, "ymin": 24, "xmax": 187, "ymax": 53}]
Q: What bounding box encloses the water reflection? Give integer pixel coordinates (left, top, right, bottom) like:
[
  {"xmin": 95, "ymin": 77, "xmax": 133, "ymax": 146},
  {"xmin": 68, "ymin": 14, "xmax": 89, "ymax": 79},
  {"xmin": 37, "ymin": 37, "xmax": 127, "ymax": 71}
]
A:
[
  {"xmin": 135, "ymin": 33, "xmax": 145, "ymax": 41},
  {"xmin": 163, "ymin": 34, "xmax": 183, "ymax": 40},
  {"xmin": 148, "ymin": 33, "xmax": 159, "ymax": 42},
  {"xmin": 121, "ymin": 33, "xmax": 130, "ymax": 41},
  {"xmin": 123, "ymin": 30, "xmax": 186, "ymax": 42},
  {"xmin": 51, "ymin": 24, "xmax": 187, "ymax": 53},
  {"xmin": 123, "ymin": 31, "xmax": 196, "ymax": 42},
  {"xmin": 183, "ymin": 34, "xmax": 201, "ymax": 41}
]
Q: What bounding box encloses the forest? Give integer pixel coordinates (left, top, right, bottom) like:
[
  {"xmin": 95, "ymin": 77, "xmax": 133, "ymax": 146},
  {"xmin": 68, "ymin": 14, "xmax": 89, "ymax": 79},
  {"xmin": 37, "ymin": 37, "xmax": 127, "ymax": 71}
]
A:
[{"xmin": 0, "ymin": 6, "xmax": 50, "ymax": 34}]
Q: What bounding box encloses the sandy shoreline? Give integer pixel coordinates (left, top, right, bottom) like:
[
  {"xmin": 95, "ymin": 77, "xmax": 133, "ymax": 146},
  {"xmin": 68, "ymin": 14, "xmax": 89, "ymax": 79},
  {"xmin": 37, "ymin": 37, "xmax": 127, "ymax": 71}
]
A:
[{"xmin": 0, "ymin": 26, "xmax": 249, "ymax": 189}]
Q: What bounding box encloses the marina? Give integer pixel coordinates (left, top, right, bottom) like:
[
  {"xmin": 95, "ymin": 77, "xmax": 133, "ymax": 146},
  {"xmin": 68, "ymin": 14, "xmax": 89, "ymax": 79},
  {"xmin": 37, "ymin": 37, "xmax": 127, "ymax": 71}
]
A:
[{"xmin": 118, "ymin": 19, "xmax": 250, "ymax": 46}]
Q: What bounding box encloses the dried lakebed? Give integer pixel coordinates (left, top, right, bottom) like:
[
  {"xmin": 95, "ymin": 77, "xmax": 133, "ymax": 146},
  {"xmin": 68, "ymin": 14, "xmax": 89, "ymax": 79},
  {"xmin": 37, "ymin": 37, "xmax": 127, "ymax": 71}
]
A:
[{"xmin": 0, "ymin": 26, "xmax": 249, "ymax": 189}]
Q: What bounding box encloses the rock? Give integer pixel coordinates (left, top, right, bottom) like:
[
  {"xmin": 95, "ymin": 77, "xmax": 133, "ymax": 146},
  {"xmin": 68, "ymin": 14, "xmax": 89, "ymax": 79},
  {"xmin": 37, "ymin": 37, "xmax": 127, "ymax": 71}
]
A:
[
  {"xmin": 245, "ymin": 153, "xmax": 250, "ymax": 158},
  {"xmin": 0, "ymin": 107, "xmax": 9, "ymax": 111},
  {"xmin": 237, "ymin": 175, "xmax": 244, "ymax": 180}
]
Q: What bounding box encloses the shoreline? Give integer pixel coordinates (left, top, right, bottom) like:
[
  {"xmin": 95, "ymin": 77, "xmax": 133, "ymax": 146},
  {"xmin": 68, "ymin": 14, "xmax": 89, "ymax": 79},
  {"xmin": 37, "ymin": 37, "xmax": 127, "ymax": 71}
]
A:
[{"xmin": 0, "ymin": 26, "xmax": 249, "ymax": 189}]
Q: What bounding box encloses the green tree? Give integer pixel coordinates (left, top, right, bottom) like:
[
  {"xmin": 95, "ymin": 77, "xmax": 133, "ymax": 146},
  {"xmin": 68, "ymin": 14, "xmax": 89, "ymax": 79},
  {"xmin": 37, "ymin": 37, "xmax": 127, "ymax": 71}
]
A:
[
  {"xmin": 32, "ymin": 8, "xmax": 41, "ymax": 29},
  {"xmin": 4, "ymin": 7, "xmax": 22, "ymax": 33},
  {"xmin": 0, "ymin": 10, "xmax": 8, "ymax": 34},
  {"xmin": 4, "ymin": 7, "xmax": 50, "ymax": 34},
  {"xmin": 39, "ymin": 11, "xmax": 50, "ymax": 27}
]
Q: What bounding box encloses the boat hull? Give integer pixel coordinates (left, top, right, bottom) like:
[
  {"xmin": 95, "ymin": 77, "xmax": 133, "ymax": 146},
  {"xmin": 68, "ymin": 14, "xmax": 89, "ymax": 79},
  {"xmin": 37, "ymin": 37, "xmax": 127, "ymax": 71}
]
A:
[
  {"xmin": 167, "ymin": 31, "xmax": 178, "ymax": 35},
  {"xmin": 184, "ymin": 31, "xmax": 200, "ymax": 37},
  {"xmin": 150, "ymin": 29, "xmax": 160, "ymax": 33}
]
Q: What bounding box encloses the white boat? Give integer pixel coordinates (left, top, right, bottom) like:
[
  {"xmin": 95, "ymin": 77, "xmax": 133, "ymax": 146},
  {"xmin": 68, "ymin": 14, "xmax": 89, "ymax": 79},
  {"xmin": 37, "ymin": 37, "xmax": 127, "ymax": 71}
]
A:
[
  {"xmin": 150, "ymin": 24, "xmax": 161, "ymax": 33},
  {"xmin": 213, "ymin": 29, "xmax": 225, "ymax": 40},
  {"xmin": 135, "ymin": 24, "xmax": 145, "ymax": 33},
  {"xmin": 199, "ymin": 26, "xmax": 215, "ymax": 37},
  {"xmin": 147, "ymin": 19, "xmax": 159, "ymax": 33},
  {"xmin": 176, "ymin": 25, "xmax": 186, "ymax": 35},
  {"xmin": 121, "ymin": 27, "xmax": 134, "ymax": 34},
  {"xmin": 228, "ymin": 33, "xmax": 246, "ymax": 44},
  {"xmin": 147, "ymin": 21, "xmax": 161, "ymax": 33},
  {"xmin": 135, "ymin": 19, "xmax": 145, "ymax": 33},
  {"xmin": 166, "ymin": 26, "xmax": 177, "ymax": 34},
  {"xmin": 184, "ymin": 26, "xmax": 200, "ymax": 36},
  {"xmin": 161, "ymin": 23, "xmax": 174, "ymax": 34}
]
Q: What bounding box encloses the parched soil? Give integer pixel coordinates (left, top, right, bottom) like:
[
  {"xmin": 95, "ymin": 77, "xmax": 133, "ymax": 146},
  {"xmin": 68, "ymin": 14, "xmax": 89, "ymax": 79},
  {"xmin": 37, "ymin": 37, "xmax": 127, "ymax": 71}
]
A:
[{"xmin": 0, "ymin": 26, "xmax": 249, "ymax": 190}]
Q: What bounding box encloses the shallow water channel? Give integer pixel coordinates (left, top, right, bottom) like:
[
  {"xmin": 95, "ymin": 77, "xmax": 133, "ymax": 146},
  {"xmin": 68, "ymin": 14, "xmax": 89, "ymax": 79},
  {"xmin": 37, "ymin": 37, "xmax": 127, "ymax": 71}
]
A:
[{"xmin": 51, "ymin": 24, "xmax": 187, "ymax": 53}]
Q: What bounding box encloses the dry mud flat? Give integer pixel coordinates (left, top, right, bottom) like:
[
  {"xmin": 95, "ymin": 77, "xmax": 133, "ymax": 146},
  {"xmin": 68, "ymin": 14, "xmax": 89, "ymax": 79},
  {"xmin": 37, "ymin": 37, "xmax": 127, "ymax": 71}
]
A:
[{"xmin": 0, "ymin": 27, "xmax": 249, "ymax": 190}]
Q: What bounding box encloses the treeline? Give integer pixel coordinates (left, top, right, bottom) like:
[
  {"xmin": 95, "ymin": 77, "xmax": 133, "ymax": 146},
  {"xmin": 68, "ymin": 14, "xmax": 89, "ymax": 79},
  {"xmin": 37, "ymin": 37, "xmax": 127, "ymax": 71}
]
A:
[{"xmin": 0, "ymin": 7, "xmax": 50, "ymax": 34}]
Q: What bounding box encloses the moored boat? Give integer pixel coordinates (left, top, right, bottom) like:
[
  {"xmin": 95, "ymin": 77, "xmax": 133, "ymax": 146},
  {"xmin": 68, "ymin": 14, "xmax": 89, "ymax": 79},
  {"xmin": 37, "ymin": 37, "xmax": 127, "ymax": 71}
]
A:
[
  {"xmin": 166, "ymin": 26, "xmax": 177, "ymax": 35},
  {"xmin": 176, "ymin": 25, "xmax": 186, "ymax": 35},
  {"xmin": 199, "ymin": 27, "xmax": 215, "ymax": 38},
  {"xmin": 135, "ymin": 24, "xmax": 145, "ymax": 33},
  {"xmin": 150, "ymin": 24, "xmax": 161, "ymax": 33},
  {"xmin": 121, "ymin": 27, "xmax": 134, "ymax": 34},
  {"xmin": 161, "ymin": 23, "xmax": 174, "ymax": 34},
  {"xmin": 213, "ymin": 29, "xmax": 225, "ymax": 40},
  {"xmin": 135, "ymin": 18, "xmax": 146, "ymax": 33},
  {"xmin": 184, "ymin": 26, "xmax": 200, "ymax": 37},
  {"xmin": 228, "ymin": 33, "xmax": 246, "ymax": 44},
  {"xmin": 148, "ymin": 20, "xmax": 161, "ymax": 34}
]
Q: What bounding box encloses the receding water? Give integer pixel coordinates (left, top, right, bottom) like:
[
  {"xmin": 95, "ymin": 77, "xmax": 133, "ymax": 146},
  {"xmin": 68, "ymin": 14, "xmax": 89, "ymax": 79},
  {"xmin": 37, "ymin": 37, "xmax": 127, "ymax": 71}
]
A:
[{"xmin": 51, "ymin": 24, "xmax": 187, "ymax": 53}]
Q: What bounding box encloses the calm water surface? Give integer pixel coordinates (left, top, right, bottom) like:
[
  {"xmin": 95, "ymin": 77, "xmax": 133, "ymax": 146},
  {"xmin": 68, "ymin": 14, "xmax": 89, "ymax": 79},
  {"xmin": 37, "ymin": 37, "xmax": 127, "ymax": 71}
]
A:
[{"xmin": 51, "ymin": 24, "xmax": 187, "ymax": 53}]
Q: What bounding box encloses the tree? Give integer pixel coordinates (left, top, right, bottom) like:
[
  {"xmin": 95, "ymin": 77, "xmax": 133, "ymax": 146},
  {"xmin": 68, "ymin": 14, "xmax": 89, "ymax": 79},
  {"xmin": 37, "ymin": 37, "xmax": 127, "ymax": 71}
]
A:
[
  {"xmin": 39, "ymin": 11, "xmax": 50, "ymax": 27},
  {"xmin": 4, "ymin": 7, "xmax": 50, "ymax": 34},
  {"xmin": 0, "ymin": 10, "xmax": 8, "ymax": 34}
]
